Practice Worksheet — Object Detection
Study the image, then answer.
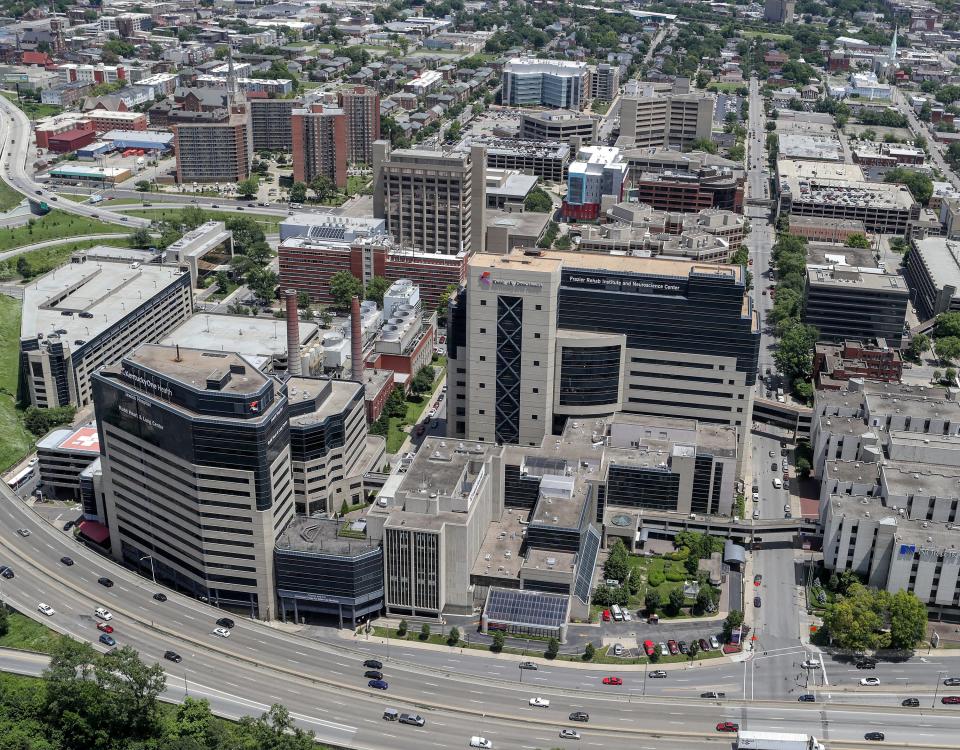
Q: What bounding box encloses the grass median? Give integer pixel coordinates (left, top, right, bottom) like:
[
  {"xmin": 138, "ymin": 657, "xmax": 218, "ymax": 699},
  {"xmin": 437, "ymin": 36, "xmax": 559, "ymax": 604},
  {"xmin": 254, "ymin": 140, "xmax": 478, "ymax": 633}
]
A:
[
  {"xmin": 0, "ymin": 295, "xmax": 34, "ymax": 471},
  {"xmin": 0, "ymin": 211, "xmax": 122, "ymax": 253},
  {"xmin": 0, "ymin": 610, "xmax": 63, "ymax": 654}
]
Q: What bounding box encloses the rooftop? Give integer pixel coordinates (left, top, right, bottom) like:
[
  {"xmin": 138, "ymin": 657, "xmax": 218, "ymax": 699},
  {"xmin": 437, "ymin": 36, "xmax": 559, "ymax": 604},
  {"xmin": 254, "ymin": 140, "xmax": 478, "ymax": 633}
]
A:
[
  {"xmin": 912, "ymin": 237, "xmax": 960, "ymax": 294},
  {"xmin": 286, "ymin": 377, "xmax": 361, "ymax": 427},
  {"xmin": 778, "ymin": 159, "xmax": 916, "ymax": 210},
  {"xmin": 120, "ymin": 345, "xmax": 269, "ymax": 396},
  {"xmin": 473, "ymin": 508, "xmax": 529, "ymax": 580},
  {"xmin": 275, "ymin": 516, "xmax": 379, "ymax": 556},
  {"xmin": 20, "ymin": 256, "xmax": 186, "ymax": 350},
  {"xmin": 504, "ymin": 57, "xmax": 588, "ymax": 74},
  {"xmin": 806, "ymin": 265, "xmax": 908, "ymax": 293},
  {"xmin": 778, "ymin": 133, "xmax": 843, "ymax": 161},
  {"xmin": 159, "ymin": 313, "xmax": 318, "ymax": 366}
]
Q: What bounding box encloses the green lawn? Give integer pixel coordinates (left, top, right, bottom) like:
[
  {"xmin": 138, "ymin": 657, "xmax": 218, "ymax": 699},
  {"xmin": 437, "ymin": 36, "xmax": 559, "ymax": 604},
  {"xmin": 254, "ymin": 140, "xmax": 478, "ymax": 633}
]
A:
[
  {"xmin": 0, "ymin": 296, "xmax": 33, "ymax": 471},
  {"xmin": 125, "ymin": 208, "xmax": 283, "ymax": 232},
  {"xmin": 623, "ymin": 554, "xmax": 719, "ymax": 620},
  {"xmin": 346, "ymin": 175, "xmax": 371, "ymax": 196},
  {"xmin": 0, "ymin": 610, "xmax": 63, "ymax": 653},
  {"xmin": 384, "ymin": 360, "xmax": 446, "ymax": 454},
  {"xmin": 0, "ymin": 178, "xmax": 23, "ymax": 213},
  {"xmin": 0, "ymin": 91, "xmax": 62, "ymax": 119},
  {"xmin": 707, "ymin": 82, "xmax": 748, "ymax": 93},
  {"xmin": 739, "ymin": 30, "xmax": 791, "ymax": 41},
  {"xmin": 0, "ymin": 211, "xmax": 123, "ymax": 252}
]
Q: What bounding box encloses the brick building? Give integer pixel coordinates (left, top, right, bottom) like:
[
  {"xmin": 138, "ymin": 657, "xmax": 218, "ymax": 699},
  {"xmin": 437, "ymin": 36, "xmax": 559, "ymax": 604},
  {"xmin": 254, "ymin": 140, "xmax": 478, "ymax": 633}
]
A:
[{"xmin": 291, "ymin": 104, "xmax": 347, "ymax": 189}]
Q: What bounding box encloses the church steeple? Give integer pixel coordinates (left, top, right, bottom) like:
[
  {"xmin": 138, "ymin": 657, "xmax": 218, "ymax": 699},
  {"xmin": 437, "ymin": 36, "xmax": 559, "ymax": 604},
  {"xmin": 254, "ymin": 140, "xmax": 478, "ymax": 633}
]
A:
[{"xmin": 889, "ymin": 25, "xmax": 898, "ymax": 65}]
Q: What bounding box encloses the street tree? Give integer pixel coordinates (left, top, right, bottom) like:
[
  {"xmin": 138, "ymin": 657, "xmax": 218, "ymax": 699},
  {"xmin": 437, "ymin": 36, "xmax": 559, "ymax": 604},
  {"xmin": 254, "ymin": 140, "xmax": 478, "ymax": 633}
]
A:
[
  {"xmin": 448, "ymin": 626, "xmax": 460, "ymax": 646},
  {"xmin": 888, "ymin": 589, "xmax": 928, "ymax": 650},
  {"xmin": 236, "ymin": 175, "xmax": 259, "ymax": 199},
  {"xmin": 645, "ymin": 589, "xmax": 662, "ymax": 614},
  {"xmin": 908, "ymin": 333, "xmax": 931, "ymax": 361},
  {"xmin": 134, "ymin": 180, "xmax": 152, "ymax": 192},
  {"xmin": 364, "ymin": 275, "xmax": 391, "ymax": 306},
  {"xmin": 667, "ymin": 587, "xmax": 685, "ymax": 615},
  {"xmin": 583, "ymin": 642, "xmax": 596, "ymax": 661},
  {"xmin": 491, "ymin": 630, "xmax": 505, "ymax": 652},
  {"xmin": 328, "ymin": 270, "xmax": 363, "ymax": 310},
  {"xmin": 289, "ymin": 181, "xmax": 308, "ymax": 203},
  {"xmin": 774, "ymin": 321, "xmax": 819, "ymax": 385},
  {"xmin": 545, "ymin": 637, "xmax": 560, "ymax": 659}
]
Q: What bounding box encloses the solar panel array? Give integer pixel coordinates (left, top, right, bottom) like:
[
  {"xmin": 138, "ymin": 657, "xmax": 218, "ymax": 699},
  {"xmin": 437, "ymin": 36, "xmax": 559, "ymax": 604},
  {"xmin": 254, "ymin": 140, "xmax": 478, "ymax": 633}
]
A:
[
  {"xmin": 485, "ymin": 587, "xmax": 568, "ymax": 628},
  {"xmin": 307, "ymin": 225, "xmax": 348, "ymax": 241},
  {"xmin": 523, "ymin": 456, "xmax": 568, "ymax": 478},
  {"xmin": 574, "ymin": 526, "xmax": 601, "ymax": 604}
]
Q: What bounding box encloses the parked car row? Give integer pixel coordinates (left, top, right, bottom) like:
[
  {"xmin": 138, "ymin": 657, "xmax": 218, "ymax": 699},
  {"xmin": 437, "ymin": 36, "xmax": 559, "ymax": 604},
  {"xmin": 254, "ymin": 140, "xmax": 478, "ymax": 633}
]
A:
[{"xmin": 641, "ymin": 636, "xmax": 721, "ymax": 658}]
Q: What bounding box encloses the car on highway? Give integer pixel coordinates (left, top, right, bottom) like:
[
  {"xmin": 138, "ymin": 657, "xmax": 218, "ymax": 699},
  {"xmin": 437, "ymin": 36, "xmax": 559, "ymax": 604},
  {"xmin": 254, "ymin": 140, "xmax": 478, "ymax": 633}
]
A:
[
  {"xmin": 859, "ymin": 677, "xmax": 880, "ymax": 686},
  {"xmin": 98, "ymin": 577, "xmax": 114, "ymax": 587},
  {"xmin": 802, "ymin": 659, "xmax": 821, "ymax": 669},
  {"xmin": 649, "ymin": 670, "xmax": 667, "ymax": 679},
  {"xmin": 96, "ymin": 622, "xmax": 113, "ymax": 633},
  {"xmin": 754, "ymin": 597, "xmax": 761, "ymax": 608},
  {"xmin": 754, "ymin": 574, "xmax": 762, "ymax": 585},
  {"xmin": 569, "ymin": 711, "xmax": 589, "ymax": 722},
  {"xmin": 559, "ymin": 729, "xmax": 580, "ymax": 740},
  {"xmin": 519, "ymin": 661, "xmax": 538, "ymax": 670},
  {"xmin": 945, "ymin": 677, "xmax": 960, "ymax": 686},
  {"xmin": 399, "ymin": 713, "xmax": 425, "ymax": 727},
  {"xmin": 0, "ymin": 566, "xmax": 13, "ymax": 579},
  {"xmin": 37, "ymin": 603, "xmax": 54, "ymax": 616},
  {"xmin": 368, "ymin": 679, "xmax": 388, "ymax": 690},
  {"xmin": 769, "ymin": 451, "xmax": 775, "ymax": 457},
  {"xmin": 469, "ymin": 737, "xmax": 492, "ymax": 748},
  {"xmin": 99, "ymin": 634, "xmax": 116, "ymax": 647},
  {"xmin": 602, "ymin": 676, "xmax": 622, "ymax": 686},
  {"xmin": 364, "ymin": 659, "xmax": 383, "ymax": 670},
  {"xmin": 798, "ymin": 694, "xmax": 815, "ymax": 702},
  {"xmin": 164, "ymin": 651, "xmax": 182, "ymax": 663},
  {"xmin": 216, "ymin": 617, "xmax": 235, "ymax": 629},
  {"xmin": 700, "ymin": 692, "xmax": 725, "ymax": 699},
  {"xmin": 716, "ymin": 722, "xmax": 739, "ymax": 732},
  {"xmin": 62, "ymin": 520, "xmax": 74, "ymax": 531},
  {"xmin": 856, "ymin": 659, "xmax": 877, "ymax": 669},
  {"xmin": 153, "ymin": 593, "xmax": 167, "ymax": 602},
  {"xmin": 667, "ymin": 640, "xmax": 678, "ymax": 655},
  {"xmin": 902, "ymin": 698, "xmax": 920, "ymax": 707},
  {"xmin": 95, "ymin": 607, "xmax": 112, "ymax": 621},
  {"xmin": 212, "ymin": 627, "xmax": 230, "ymax": 638},
  {"xmin": 529, "ymin": 696, "xmax": 550, "ymax": 707},
  {"xmin": 58, "ymin": 555, "xmax": 74, "ymax": 566},
  {"xmin": 16, "ymin": 528, "xmax": 30, "ymax": 537},
  {"xmin": 864, "ymin": 732, "xmax": 885, "ymax": 741},
  {"xmin": 941, "ymin": 696, "xmax": 960, "ymax": 704},
  {"xmin": 364, "ymin": 670, "xmax": 383, "ymax": 680}
]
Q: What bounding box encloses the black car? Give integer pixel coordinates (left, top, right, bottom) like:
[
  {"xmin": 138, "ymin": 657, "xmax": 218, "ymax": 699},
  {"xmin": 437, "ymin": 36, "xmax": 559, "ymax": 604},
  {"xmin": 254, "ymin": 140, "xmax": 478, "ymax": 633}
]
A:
[
  {"xmin": 865, "ymin": 732, "xmax": 885, "ymax": 741},
  {"xmin": 754, "ymin": 596, "xmax": 761, "ymax": 608},
  {"xmin": 678, "ymin": 641, "xmax": 689, "ymax": 654},
  {"xmin": 569, "ymin": 712, "xmax": 589, "ymax": 722},
  {"xmin": 363, "ymin": 659, "xmax": 383, "ymax": 670},
  {"xmin": 364, "ymin": 670, "xmax": 383, "ymax": 680},
  {"xmin": 164, "ymin": 651, "xmax": 182, "ymax": 663},
  {"xmin": 945, "ymin": 677, "xmax": 960, "ymax": 686},
  {"xmin": 60, "ymin": 556, "xmax": 74, "ymax": 566},
  {"xmin": 0, "ymin": 566, "xmax": 13, "ymax": 579},
  {"xmin": 798, "ymin": 694, "xmax": 815, "ymax": 702},
  {"xmin": 902, "ymin": 698, "xmax": 920, "ymax": 707},
  {"xmin": 700, "ymin": 692, "xmax": 725, "ymax": 698},
  {"xmin": 856, "ymin": 660, "xmax": 877, "ymax": 669},
  {"xmin": 153, "ymin": 593, "xmax": 167, "ymax": 602},
  {"xmin": 98, "ymin": 577, "xmax": 114, "ymax": 587},
  {"xmin": 216, "ymin": 617, "xmax": 235, "ymax": 629},
  {"xmin": 62, "ymin": 520, "xmax": 74, "ymax": 531}
]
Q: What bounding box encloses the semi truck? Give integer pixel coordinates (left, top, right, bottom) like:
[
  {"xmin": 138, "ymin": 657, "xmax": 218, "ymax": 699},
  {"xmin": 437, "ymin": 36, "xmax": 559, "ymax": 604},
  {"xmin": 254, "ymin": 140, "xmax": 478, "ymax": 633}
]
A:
[{"xmin": 737, "ymin": 731, "xmax": 824, "ymax": 750}]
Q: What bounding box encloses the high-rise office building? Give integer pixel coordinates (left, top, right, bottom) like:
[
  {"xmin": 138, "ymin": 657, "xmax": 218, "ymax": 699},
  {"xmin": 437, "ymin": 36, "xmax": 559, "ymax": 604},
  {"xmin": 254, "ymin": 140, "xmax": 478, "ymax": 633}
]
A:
[
  {"xmin": 589, "ymin": 64, "xmax": 620, "ymax": 102},
  {"xmin": 446, "ymin": 249, "xmax": 759, "ymax": 456},
  {"xmin": 373, "ymin": 141, "xmax": 487, "ymax": 255},
  {"xmin": 93, "ymin": 345, "xmax": 296, "ymax": 619},
  {"xmin": 249, "ymin": 98, "xmax": 300, "ymax": 151},
  {"xmin": 291, "ymin": 104, "xmax": 348, "ymax": 189},
  {"xmin": 764, "ymin": 0, "xmax": 795, "ymax": 23},
  {"xmin": 619, "ymin": 82, "xmax": 715, "ymax": 149},
  {"xmin": 340, "ymin": 85, "xmax": 380, "ymax": 165},
  {"xmin": 502, "ymin": 58, "xmax": 589, "ymax": 110}
]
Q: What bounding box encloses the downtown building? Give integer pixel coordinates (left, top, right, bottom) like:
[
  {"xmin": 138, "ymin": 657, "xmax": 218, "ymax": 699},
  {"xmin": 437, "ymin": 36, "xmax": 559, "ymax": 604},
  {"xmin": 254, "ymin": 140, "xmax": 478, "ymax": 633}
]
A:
[
  {"xmin": 502, "ymin": 58, "xmax": 589, "ymax": 110},
  {"xmin": 561, "ymin": 146, "xmax": 628, "ymax": 221},
  {"xmin": 446, "ymin": 249, "xmax": 760, "ymax": 457},
  {"xmin": 173, "ymin": 106, "xmax": 253, "ymax": 184},
  {"xmin": 619, "ymin": 82, "xmax": 715, "ymax": 149},
  {"xmin": 291, "ymin": 104, "xmax": 348, "ymax": 189},
  {"xmin": 340, "ymin": 85, "xmax": 380, "ymax": 165},
  {"xmin": 249, "ymin": 98, "xmax": 300, "ymax": 151}
]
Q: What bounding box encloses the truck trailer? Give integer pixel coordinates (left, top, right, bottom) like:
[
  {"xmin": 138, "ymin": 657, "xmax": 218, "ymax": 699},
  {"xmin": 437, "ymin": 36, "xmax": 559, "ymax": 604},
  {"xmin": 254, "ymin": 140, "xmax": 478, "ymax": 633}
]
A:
[{"xmin": 737, "ymin": 731, "xmax": 824, "ymax": 750}]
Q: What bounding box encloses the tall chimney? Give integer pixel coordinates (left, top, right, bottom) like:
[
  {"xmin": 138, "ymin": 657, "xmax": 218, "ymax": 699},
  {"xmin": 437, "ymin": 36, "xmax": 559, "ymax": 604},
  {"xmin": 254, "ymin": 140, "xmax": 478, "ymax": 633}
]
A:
[
  {"xmin": 351, "ymin": 295, "xmax": 363, "ymax": 382},
  {"xmin": 285, "ymin": 289, "xmax": 302, "ymax": 377}
]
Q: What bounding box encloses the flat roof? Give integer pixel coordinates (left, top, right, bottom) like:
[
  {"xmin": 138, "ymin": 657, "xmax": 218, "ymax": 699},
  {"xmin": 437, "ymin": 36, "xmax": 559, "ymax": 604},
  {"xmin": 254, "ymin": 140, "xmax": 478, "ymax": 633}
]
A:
[
  {"xmin": 120, "ymin": 345, "xmax": 269, "ymax": 396},
  {"xmin": 778, "ymin": 159, "xmax": 915, "ymax": 210},
  {"xmin": 806, "ymin": 265, "xmax": 908, "ymax": 293},
  {"xmin": 159, "ymin": 313, "xmax": 318, "ymax": 360},
  {"xmin": 912, "ymin": 237, "xmax": 960, "ymax": 295},
  {"xmin": 473, "ymin": 508, "xmax": 528, "ymax": 580},
  {"xmin": 21, "ymin": 257, "xmax": 186, "ymax": 349},
  {"xmin": 287, "ymin": 377, "xmax": 360, "ymax": 427},
  {"xmin": 275, "ymin": 516, "xmax": 379, "ymax": 556},
  {"xmin": 778, "ymin": 133, "xmax": 843, "ymax": 161}
]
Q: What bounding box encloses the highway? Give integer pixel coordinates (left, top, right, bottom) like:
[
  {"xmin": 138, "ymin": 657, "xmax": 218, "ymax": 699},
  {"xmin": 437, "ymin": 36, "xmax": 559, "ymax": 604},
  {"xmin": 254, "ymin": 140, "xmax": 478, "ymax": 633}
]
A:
[
  {"xmin": 2, "ymin": 484, "xmax": 960, "ymax": 748},
  {"xmin": 0, "ymin": 94, "xmax": 150, "ymax": 228}
]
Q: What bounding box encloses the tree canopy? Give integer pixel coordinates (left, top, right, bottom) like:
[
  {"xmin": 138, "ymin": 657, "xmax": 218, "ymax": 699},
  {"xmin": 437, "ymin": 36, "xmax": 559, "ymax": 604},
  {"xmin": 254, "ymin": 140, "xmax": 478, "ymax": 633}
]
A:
[
  {"xmin": 822, "ymin": 583, "xmax": 927, "ymax": 651},
  {"xmin": 884, "ymin": 168, "xmax": 933, "ymax": 205},
  {"xmin": 328, "ymin": 271, "xmax": 363, "ymax": 310}
]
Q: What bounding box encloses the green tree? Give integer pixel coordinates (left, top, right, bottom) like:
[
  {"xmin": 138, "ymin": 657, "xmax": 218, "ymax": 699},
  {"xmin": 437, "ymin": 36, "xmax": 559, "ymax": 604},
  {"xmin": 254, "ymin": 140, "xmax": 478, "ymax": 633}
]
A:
[
  {"xmin": 127, "ymin": 226, "xmax": 153, "ymax": 248},
  {"xmin": 774, "ymin": 321, "xmax": 819, "ymax": 385},
  {"xmin": 419, "ymin": 623, "xmax": 431, "ymax": 641},
  {"xmin": 645, "ymin": 589, "xmax": 662, "ymax": 614},
  {"xmin": 23, "ymin": 405, "xmax": 76, "ymax": 437},
  {"xmin": 822, "ymin": 584, "xmax": 885, "ymax": 651},
  {"xmin": 688, "ymin": 639, "xmax": 700, "ymax": 659},
  {"xmin": 884, "ymin": 167, "xmax": 934, "ymax": 205},
  {"xmin": 247, "ymin": 268, "xmax": 279, "ymax": 302},
  {"xmin": 936, "ymin": 336, "xmax": 960, "ymax": 365},
  {"xmin": 0, "ymin": 606, "xmax": 7, "ymax": 637},
  {"xmin": 339, "ymin": 499, "xmax": 349, "ymax": 517},
  {"xmin": 290, "ymin": 181, "xmax": 308, "ymax": 203},
  {"xmin": 134, "ymin": 179, "xmax": 152, "ymax": 192},
  {"xmin": 650, "ymin": 643, "xmax": 662, "ymax": 662},
  {"xmin": 397, "ymin": 619, "xmax": 408, "ymax": 636},
  {"xmin": 411, "ymin": 366, "xmax": 435, "ymax": 396},
  {"xmin": 888, "ymin": 589, "xmax": 927, "ymax": 650},
  {"xmin": 721, "ymin": 609, "xmax": 743, "ymax": 642},
  {"xmin": 545, "ymin": 637, "xmax": 560, "ymax": 659},
  {"xmin": 796, "ymin": 455, "xmax": 812, "ymax": 479},
  {"xmin": 437, "ymin": 283, "xmax": 457, "ymax": 325},
  {"xmin": 447, "ymin": 120, "xmax": 462, "ymax": 141},
  {"xmin": 233, "ymin": 704, "xmax": 316, "ymax": 749},
  {"xmin": 695, "ymin": 587, "xmax": 714, "ymax": 615},
  {"xmin": 181, "ymin": 205, "xmax": 207, "ymax": 230},
  {"xmin": 94, "ymin": 645, "xmax": 166, "ymax": 740},
  {"xmin": 689, "ymin": 137, "xmax": 717, "ymax": 154},
  {"xmin": 236, "ymin": 175, "xmax": 259, "ymax": 199},
  {"xmin": 310, "ymin": 175, "xmax": 337, "ymax": 202},
  {"xmin": 695, "ymin": 70, "xmax": 711, "ymax": 89},
  {"xmin": 296, "ymin": 290, "xmax": 311, "ymax": 309},
  {"xmin": 908, "ymin": 333, "xmax": 930, "ymax": 361},
  {"xmin": 668, "ymin": 587, "xmax": 685, "ymax": 615},
  {"xmin": 384, "ymin": 387, "xmax": 407, "ymax": 419},
  {"xmin": 603, "ymin": 539, "xmax": 630, "ymax": 584},
  {"xmin": 491, "ymin": 630, "xmax": 505, "ymax": 652},
  {"xmin": 328, "ymin": 270, "xmax": 363, "ymax": 310},
  {"xmin": 524, "ymin": 187, "xmax": 553, "ymax": 213},
  {"xmin": 364, "ymin": 275, "xmax": 391, "ymax": 306},
  {"xmin": 167, "ymin": 697, "xmax": 228, "ymax": 747},
  {"xmin": 447, "ymin": 626, "xmax": 460, "ymax": 646},
  {"xmin": 845, "ymin": 232, "xmax": 871, "ymax": 249},
  {"xmin": 935, "ymin": 311, "xmax": 960, "ymax": 339}
]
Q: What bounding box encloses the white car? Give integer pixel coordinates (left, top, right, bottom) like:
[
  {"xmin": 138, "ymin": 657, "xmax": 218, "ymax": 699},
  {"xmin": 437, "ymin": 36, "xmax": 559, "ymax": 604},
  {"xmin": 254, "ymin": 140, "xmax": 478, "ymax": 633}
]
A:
[
  {"xmin": 37, "ymin": 603, "xmax": 55, "ymax": 616},
  {"xmin": 613, "ymin": 644, "xmax": 624, "ymax": 656},
  {"xmin": 752, "ymin": 492, "xmax": 759, "ymax": 502},
  {"xmin": 213, "ymin": 627, "xmax": 231, "ymax": 638},
  {"xmin": 559, "ymin": 729, "xmax": 581, "ymax": 740},
  {"xmin": 529, "ymin": 696, "xmax": 550, "ymax": 707},
  {"xmin": 709, "ymin": 636, "xmax": 720, "ymax": 650},
  {"xmin": 859, "ymin": 677, "xmax": 880, "ymax": 686},
  {"xmin": 470, "ymin": 738, "xmax": 493, "ymax": 749},
  {"xmin": 95, "ymin": 607, "xmax": 113, "ymax": 621},
  {"xmin": 623, "ymin": 611, "xmax": 632, "ymax": 622},
  {"xmin": 802, "ymin": 659, "xmax": 821, "ymax": 669}
]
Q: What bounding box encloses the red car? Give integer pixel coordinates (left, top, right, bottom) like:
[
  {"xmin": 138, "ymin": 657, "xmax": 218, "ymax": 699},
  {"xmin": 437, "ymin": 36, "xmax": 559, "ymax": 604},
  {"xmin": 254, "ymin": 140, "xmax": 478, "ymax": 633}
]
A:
[
  {"xmin": 602, "ymin": 676, "xmax": 623, "ymax": 686},
  {"xmin": 667, "ymin": 639, "xmax": 679, "ymax": 655},
  {"xmin": 602, "ymin": 610, "xmax": 611, "ymax": 622},
  {"xmin": 96, "ymin": 622, "xmax": 114, "ymax": 634},
  {"xmin": 716, "ymin": 722, "xmax": 739, "ymax": 732},
  {"xmin": 642, "ymin": 640, "xmax": 655, "ymax": 657},
  {"xmin": 942, "ymin": 696, "xmax": 960, "ymax": 704}
]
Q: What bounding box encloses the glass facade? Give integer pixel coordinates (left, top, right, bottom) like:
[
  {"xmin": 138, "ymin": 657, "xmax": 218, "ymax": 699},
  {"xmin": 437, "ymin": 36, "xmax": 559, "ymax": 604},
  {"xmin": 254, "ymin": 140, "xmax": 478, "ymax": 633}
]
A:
[
  {"xmin": 504, "ymin": 463, "xmax": 542, "ymax": 510},
  {"xmin": 690, "ymin": 455, "xmax": 713, "ymax": 515},
  {"xmin": 606, "ymin": 464, "xmax": 680, "ymax": 511},
  {"xmin": 559, "ymin": 345, "xmax": 622, "ymax": 406},
  {"xmin": 495, "ymin": 295, "xmax": 523, "ymax": 444},
  {"xmin": 557, "ymin": 268, "xmax": 759, "ymax": 386},
  {"xmin": 274, "ymin": 545, "xmax": 383, "ymax": 622}
]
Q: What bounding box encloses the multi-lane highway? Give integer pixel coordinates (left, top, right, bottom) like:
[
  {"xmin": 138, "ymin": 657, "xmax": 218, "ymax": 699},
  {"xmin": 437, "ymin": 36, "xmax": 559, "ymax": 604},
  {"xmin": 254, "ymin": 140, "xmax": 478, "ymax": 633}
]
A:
[{"xmin": 2, "ymin": 482, "xmax": 960, "ymax": 749}]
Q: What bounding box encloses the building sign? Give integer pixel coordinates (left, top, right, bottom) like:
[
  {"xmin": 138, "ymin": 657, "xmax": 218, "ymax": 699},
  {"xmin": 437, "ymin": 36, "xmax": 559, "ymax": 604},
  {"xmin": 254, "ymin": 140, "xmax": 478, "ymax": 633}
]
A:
[
  {"xmin": 563, "ymin": 272, "xmax": 685, "ymax": 296},
  {"xmin": 478, "ymin": 271, "xmax": 543, "ymax": 292},
  {"xmin": 120, "ymin": 366, "xmax": 174, "ymax": 400}
]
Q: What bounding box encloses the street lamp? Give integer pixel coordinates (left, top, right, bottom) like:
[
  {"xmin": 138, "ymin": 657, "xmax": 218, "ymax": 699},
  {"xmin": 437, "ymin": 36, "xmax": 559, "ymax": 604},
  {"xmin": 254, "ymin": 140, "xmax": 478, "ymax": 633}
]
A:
[
  {"xmin": 933, "ymin": 669, "xmax": 948, "ymax": 708},
  {"xmin": 139, "ymin": 555, "xmax": 156, "ymax": 584}
]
